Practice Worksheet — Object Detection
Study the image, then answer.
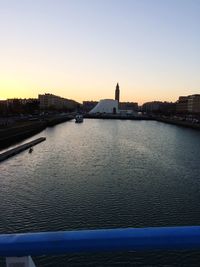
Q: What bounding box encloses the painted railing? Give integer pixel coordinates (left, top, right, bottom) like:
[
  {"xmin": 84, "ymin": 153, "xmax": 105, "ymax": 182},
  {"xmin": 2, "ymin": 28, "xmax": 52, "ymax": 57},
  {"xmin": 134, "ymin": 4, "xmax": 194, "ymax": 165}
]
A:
[{"xmin": 1, "ymin": 226, "xmax": 200, "ymax": 258}]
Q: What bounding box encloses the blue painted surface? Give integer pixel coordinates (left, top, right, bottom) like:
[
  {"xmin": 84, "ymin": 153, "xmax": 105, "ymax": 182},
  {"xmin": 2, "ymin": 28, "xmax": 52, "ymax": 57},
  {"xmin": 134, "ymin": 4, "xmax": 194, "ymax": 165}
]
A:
[{"xmin": 1, "ymin": 226, "xmax": 200, "ymax": 257}]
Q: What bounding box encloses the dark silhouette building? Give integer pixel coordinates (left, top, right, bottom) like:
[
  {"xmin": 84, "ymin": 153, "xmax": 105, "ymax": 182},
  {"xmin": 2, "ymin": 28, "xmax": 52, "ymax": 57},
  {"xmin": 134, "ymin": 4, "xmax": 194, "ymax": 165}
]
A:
[
  {"xmin": 82, "ymin": 101, "xmax": 98, "ymax": 112},
  {"xmin": 115, "ymin": 83, "xmax": 120, "ymax": 102}
]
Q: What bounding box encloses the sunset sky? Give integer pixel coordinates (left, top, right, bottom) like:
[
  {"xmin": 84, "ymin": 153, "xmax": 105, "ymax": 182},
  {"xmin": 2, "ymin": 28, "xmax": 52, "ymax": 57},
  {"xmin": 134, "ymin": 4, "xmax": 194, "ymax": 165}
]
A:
[{"xmin": 0, "ymin": 0, "xmax": 200, "ymax": 104}]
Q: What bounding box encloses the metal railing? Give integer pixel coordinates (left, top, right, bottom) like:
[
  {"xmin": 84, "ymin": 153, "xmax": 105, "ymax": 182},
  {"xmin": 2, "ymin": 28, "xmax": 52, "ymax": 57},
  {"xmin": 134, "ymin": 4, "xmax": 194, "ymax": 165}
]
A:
[{"xmin": 1, "ymin": 226, "xmax": 200, "ymax": 258}]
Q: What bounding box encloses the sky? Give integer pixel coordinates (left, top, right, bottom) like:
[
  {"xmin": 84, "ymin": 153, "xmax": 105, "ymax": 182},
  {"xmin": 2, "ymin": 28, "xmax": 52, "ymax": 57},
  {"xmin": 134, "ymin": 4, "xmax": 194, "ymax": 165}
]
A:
[{"xmin": 0, "ymin": 0, "xmax": 200, "ymax": 104}]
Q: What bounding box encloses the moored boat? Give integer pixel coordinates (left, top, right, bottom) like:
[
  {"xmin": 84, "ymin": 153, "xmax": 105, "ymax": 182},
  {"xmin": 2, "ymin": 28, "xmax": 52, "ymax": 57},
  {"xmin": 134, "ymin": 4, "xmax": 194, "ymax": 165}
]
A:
[{"xmin": 75, "ymin": 114, "xmax": 83, "ymax": 123}]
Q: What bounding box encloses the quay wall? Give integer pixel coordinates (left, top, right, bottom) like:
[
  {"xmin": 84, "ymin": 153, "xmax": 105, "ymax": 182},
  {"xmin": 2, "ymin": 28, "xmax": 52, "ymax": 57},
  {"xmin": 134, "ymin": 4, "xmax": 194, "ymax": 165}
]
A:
[
  {"xmin": 155, "ymin": 117, "xmax": 200, "ymax": 130},
  {"xmin": 84, "ymin": 114, "xmax": 153, "ymax": 120},
  {"xmin": 85, "ymin": 114, "xmax": 200, "ymax": 130}
]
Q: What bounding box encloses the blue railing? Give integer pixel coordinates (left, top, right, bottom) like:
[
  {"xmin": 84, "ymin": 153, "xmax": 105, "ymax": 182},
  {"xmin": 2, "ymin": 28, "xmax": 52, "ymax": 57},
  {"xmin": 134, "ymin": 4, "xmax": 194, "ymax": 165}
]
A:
[{"xmin": 1, "ymin": 226, "xmax": 200, "ymax": 257}]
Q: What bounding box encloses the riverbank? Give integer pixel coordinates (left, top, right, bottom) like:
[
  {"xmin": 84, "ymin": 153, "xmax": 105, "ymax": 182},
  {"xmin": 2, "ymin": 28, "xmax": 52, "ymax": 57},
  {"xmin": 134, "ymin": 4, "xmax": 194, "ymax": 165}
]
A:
[
  {"xmin": 84, "ymin": 114, "xmax": 153, "ymax": 120},
  {"xmin": 155, "ymin": 117, "xmax": 200, "ymax": 130},
  {"xmin": 0, "ymin": 114, "xmax": 73, "ymax": 150},
  {"xmin": 85, "ymin": 113, "xmax": 200, "ymax": 130}
]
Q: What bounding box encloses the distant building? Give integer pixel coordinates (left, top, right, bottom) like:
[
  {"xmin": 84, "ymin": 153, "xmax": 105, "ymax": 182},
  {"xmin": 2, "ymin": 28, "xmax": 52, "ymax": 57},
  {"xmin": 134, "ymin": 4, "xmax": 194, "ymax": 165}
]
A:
[
  {"xmin": 119, "ymin": 102, "xmax": 138, "ymax": 112},
  {"xmin": 160, "ymin": 102, "xmax": 176, "ymax": 114},
  {"xmin": 0, "ymin": 100, "xmax": 7, "ymax": 115},
  {"xmin": 115, "ymin": 83, "xmax": 120, "ymax": 102},
  {"xmin": 176, "ymin": 96, "xmax": 189, "ymax": 114},
  {"xmin": 89, "ymin": 99, "xmax": 119, "ymax": 114},
  {"xmin": 38, "ymin": 93, "xmax": 78, "ymax": 111},
  {"xmin": 188, "ymin": 94, "xmax": 200, "ymax": 113},
  {"xmin": 0, "ymin": 100, "xmax": 7, "ymax": 106},
  {"xmin": 142, "ymin": 101, "xmax": 163, "ymax": 113},
  {"xmin": 7, "ymin": 98, "xmax": 38, "ymax": 105},
  {"xmin": 142, "ymin": 101, "xmax": 176, "ymax": 114},
  {"xmin": 176, "ymin": 94, "xmax": 200, "ymax": 114},
  {"xmin": 89, "ymin": 83, "xmax": 138, "ymax": 115},
  {"xmin": 82, "ymin": 101, "xmax": 98, "ymax": 112}
]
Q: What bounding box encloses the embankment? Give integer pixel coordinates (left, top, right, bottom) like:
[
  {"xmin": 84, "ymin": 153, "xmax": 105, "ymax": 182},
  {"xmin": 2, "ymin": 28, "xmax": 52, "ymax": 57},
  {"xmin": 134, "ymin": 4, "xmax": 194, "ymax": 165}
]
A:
[
  {"xmin": 155, "ymin": 117, "xmax": 200, "ymax": 130},
  {"xmin": 84, "ymin": 114, "xmax": 153, "ymax": 120}
]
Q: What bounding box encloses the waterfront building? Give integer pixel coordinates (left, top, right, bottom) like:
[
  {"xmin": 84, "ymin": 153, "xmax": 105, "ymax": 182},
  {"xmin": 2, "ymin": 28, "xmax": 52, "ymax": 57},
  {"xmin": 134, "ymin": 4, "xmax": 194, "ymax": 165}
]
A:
[
  {"xmin": 0, "ymin": 100, "xmax": 7, "ymax": 109},
  {"xmin": 142, "ymin": 101, "xmax": 176, "ymax": 114},
  {"xmin": 0, "ymin": 100, "xmax": 7, "ymax": 116},
  {"xmin": 82, "ymin": 101, "xmax": 98, "ymax": 112},
  {"xmin": 89, "ymin": 99, "xmax": 119, "ymax": 114},
  {"xmin": 6, "ymin": 98, "xmax": 38, "ymax": 105},
  {"xmin": 142, "ymin": 101, "xmax": 163, "ymax": 113},
  {"xmin": 188, "ymin": 94, "xmax": 200, "ymax": 113},
  {"xmin": 119, "ymin": 102, "xmax": 138, "ymax": 112},
  {"xmin": 4, "ymin": 98, "xmax": 39, "ymax": 115},
  {"xmin": 38, "ymin": 93, "xmax": 78, "ymax": 111},
  {"xmin": 176, "ymin": 96, "xmax": 189, "ymax": 114},
  {"xmin": 176, "ymin": 95, "xmax": 200, "ymax": 114},
  {"xmin": 89, "ymin": 84, "xmax": 138, "ymax": 115}
]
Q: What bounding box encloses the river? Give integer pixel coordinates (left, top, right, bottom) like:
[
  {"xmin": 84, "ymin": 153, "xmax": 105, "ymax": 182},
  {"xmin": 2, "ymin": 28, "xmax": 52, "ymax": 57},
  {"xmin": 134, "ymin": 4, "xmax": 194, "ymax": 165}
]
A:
[{"xmin": 1, "ymin": 119, "xmax": 200, "ymax": 266}]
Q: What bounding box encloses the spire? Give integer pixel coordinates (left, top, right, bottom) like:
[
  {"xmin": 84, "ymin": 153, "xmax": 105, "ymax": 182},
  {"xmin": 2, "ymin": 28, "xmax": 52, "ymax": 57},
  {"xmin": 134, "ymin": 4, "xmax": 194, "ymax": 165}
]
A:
[{"xmin": 115, "ymin": 83, "xmax": 120, "ymax": 102}]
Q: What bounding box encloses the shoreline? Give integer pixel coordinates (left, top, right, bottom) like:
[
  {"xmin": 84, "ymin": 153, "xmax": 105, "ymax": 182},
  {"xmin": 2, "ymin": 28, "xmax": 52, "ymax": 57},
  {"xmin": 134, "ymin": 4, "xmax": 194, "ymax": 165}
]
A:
[
  {"xmin": 84, "ymin": 114, "xmax": 153, "ymax": 120},
  {"xmin": 84, "ymin": 114, "xmax": 200, "ymax": 130},
  {"xmin": 154, "ymin": 117, "xmax": 200, "ymax": 130}
]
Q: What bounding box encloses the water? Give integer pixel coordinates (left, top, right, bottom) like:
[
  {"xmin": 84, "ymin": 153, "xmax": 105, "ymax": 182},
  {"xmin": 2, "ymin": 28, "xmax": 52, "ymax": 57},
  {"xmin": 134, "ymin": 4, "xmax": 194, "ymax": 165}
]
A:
[{"xmin": 1, "ymin": 119, "xmax": 200, "ymax": 266}]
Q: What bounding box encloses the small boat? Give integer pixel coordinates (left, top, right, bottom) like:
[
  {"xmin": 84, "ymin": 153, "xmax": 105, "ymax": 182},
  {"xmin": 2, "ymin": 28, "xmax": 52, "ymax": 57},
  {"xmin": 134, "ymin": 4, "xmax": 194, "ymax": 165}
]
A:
[
  {"xmin": 75, "ymin": 114, "xmax": 83, "ymax": 123},
  {"xmin": 29, "ymin": 147, "xmax": 33, "ymax": 153}
]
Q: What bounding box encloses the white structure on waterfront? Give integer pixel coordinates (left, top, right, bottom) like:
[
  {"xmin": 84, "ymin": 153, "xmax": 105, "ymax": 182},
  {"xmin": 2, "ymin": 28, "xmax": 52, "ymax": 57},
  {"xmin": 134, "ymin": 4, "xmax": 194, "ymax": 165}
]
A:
[
  {"xmin": 89, "ymin": 83, "xmax": 138, "ymax": 115},
  {"xmin": 89, "ymin": 99, "xmax": 119, "ymax": 114}
]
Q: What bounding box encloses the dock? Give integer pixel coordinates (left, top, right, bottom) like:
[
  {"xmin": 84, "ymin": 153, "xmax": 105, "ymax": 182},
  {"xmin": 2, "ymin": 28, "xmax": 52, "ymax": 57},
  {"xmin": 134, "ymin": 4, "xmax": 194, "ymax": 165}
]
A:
[{"xmin": 0, "ymin": 137, "xmax": 46, "ymax": 162}]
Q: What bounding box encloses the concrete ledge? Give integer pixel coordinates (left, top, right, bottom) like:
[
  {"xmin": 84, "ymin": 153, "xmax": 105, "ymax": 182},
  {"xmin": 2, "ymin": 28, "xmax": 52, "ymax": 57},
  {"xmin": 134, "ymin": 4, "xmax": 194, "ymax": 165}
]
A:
[{"xmin": 0, "ymin": 137, "xmax": 46, "ymax": 162}]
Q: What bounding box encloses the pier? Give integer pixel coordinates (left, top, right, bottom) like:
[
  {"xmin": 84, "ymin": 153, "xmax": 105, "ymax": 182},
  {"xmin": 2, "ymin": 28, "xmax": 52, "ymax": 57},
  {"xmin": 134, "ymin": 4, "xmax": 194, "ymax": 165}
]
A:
[{"xmin": 0, "ymin": 137, "xmax": 46, "ymax": 162}]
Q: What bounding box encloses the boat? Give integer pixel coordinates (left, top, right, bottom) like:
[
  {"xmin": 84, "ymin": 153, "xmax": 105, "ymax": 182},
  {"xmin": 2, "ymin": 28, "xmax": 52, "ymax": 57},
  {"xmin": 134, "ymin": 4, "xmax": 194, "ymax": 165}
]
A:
[
  {"xmin": 75, "ymin": 114, "xmax": 83, "ymax": 123},
  {"xmin": 29, "ymin": 147, "xmax": 33, "ymax": 153}
]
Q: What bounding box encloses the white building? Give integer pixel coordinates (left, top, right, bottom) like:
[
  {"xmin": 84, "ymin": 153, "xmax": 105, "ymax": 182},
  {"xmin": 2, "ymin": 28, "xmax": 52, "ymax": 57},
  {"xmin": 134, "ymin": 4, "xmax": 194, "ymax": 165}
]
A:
[{"xmin": 89, "ymin": 99, "xmax": 119, "ymax": 114}]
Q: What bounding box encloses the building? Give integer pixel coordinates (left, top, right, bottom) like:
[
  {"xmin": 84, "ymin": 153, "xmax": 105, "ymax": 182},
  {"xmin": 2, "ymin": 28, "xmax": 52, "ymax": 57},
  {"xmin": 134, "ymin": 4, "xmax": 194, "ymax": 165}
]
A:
[
  {"xmin": 176, "ymin": 96, "xmax": 189, "ymax": 114},
  {"xmin": 0, "ymin": 100, "xmax": 7, "ymax": 115},
  {"xmin": 119, "ymin": 102, "xmax": 138, "ymax": 112},
  {"xmin": 89, "ymin": 99, "xmax": 119, "ymax": 114},
  {"xmin": 7, "ymin": 98, "xmax": 38, "ymax": 105},
  {"xmin": 82, "ymin": 101, "xmax": 98, "ymax": 112},
  {"xmin": 188, "ymin": 94, "xmax": 200, "ymax": 113},
  {"xmin": 89, "ymin": 83, "xmax": 138, "ymax": 115},
  {"xmin": 175, "ymin": 94, "xmax": 200, "ymax": 114},
  {"xmin": 142, "ymin": 101, "xmax": 163, "ymax": 113},
  {"xmin": 38, "ymin": 94, "xmax": 78, "ymax": 111},
  {"xmin": 39, "ymin": 94, "xmax": 62, "ymax": 109},
  {"xmin": 142, "ymin": 101, "xmax": 176, "ymax": 114}
]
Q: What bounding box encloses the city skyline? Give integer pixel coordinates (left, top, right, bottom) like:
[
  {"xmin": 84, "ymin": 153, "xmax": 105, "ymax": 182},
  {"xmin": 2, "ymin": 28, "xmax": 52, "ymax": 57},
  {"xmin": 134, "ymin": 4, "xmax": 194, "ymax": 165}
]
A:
[{"xmin": 0, "ymin": 0, "xmax": 200, "ymax": 104}]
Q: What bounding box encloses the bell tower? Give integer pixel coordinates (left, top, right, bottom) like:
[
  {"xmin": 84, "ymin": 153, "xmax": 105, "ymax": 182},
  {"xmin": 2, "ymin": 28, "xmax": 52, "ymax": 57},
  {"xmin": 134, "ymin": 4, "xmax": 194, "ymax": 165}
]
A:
[{"xmin": 115, "ymin": 83, "xmax": 120, "ymax": 102}]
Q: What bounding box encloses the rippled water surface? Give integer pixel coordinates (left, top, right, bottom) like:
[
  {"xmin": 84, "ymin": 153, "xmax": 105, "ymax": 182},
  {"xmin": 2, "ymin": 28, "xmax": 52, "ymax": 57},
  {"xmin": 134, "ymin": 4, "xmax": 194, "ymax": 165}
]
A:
[{"xmin": 1, "ymin": 119, "xmax": 200, "ymax": 266}]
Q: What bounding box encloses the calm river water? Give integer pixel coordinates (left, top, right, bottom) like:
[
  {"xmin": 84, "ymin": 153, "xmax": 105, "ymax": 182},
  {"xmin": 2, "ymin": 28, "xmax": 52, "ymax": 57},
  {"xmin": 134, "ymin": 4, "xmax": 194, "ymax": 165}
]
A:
[{"xmin": 1, "ymin": 119, "xmax": 200, "ymax": 266}]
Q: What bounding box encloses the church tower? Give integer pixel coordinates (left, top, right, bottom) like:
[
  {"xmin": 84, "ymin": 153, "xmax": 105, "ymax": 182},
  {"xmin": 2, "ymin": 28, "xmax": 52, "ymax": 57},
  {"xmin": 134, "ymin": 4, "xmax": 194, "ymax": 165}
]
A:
[{"xmin": 115, "ymin": 83, "xmax": 120, "ymax": 102}]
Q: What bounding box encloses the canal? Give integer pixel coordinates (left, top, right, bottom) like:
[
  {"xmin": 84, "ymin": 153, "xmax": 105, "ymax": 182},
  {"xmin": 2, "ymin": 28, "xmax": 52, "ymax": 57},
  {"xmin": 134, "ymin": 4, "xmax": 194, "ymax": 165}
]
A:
[{"xmin": 1, "ymin": 119, "xmax": 200, "ymax": 266}]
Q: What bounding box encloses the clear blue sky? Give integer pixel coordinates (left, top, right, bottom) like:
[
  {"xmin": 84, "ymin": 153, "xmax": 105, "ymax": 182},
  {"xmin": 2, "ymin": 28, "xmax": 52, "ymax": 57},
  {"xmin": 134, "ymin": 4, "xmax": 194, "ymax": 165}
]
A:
[{"xmin": 0, "ymin": 0, "xmax": 200, "ymax": 104}]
